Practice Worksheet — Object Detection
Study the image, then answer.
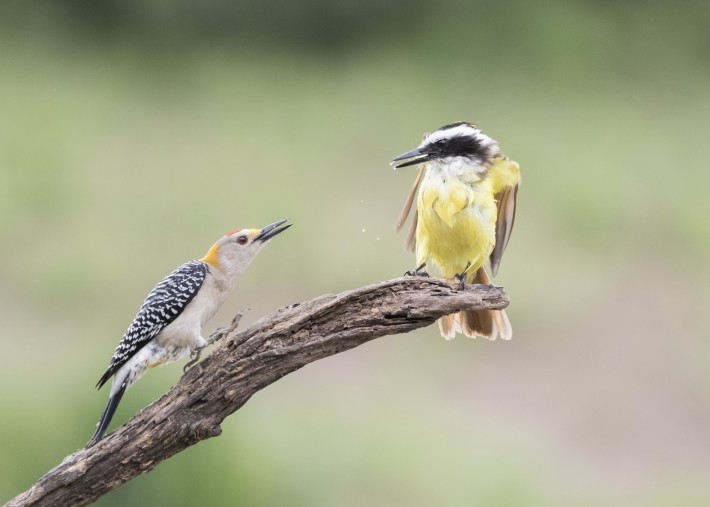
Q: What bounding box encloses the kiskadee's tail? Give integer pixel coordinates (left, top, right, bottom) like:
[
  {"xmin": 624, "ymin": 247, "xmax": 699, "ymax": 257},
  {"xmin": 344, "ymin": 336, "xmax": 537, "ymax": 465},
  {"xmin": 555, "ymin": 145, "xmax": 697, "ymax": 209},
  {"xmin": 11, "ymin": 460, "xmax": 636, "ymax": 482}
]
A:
[{"xmin": 437, "ymin": 268, "xmax": 512, "ymax": 340}]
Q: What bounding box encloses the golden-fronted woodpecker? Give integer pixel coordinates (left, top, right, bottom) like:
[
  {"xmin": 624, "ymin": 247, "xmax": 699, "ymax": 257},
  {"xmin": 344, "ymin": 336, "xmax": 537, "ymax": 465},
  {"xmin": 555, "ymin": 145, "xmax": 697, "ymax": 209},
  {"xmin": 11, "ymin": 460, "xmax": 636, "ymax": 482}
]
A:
[{"xmin": 87, "ymin": 219, "xmax": 291, "ymax": 447}]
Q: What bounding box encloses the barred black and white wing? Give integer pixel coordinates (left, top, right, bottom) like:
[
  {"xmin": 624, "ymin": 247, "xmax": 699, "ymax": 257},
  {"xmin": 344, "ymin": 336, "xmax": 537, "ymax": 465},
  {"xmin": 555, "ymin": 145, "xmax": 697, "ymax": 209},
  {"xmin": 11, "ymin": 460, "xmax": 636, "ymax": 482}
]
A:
[{"xmin": 96, "ymin": 260, "xmax": 209, "ymax": 389}]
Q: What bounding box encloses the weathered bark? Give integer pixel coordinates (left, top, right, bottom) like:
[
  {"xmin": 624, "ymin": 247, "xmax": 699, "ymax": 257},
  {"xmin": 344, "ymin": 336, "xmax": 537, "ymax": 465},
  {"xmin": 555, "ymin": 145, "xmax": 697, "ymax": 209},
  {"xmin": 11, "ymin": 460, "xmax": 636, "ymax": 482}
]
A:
[{"xmin": 5, "ymin": 277, "xmax": 509, "ymax": 507}]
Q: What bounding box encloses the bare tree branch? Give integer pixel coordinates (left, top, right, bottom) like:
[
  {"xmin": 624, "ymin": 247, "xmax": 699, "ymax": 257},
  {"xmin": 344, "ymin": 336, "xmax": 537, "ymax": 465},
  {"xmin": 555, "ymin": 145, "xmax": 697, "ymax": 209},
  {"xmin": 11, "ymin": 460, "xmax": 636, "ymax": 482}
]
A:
[{"xmin": 5, "ymin": 277, "xmax": 509, "ymax": 507}]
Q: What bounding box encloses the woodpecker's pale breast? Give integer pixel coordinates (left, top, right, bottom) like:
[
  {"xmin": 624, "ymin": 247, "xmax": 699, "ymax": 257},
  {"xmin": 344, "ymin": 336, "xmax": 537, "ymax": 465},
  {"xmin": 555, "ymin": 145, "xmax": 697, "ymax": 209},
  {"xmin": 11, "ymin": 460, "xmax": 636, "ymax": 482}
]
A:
[{"xmin": 155, "ymin": 267, "xmax": 231, "ymax": 349}]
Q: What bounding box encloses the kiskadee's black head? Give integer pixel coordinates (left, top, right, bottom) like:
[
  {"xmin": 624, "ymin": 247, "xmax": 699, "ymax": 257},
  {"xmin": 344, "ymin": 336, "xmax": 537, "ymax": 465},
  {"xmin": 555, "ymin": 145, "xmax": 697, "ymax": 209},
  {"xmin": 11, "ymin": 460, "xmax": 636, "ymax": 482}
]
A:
[{"xmin": 391, "ymin": 121, "xmax": 499, "ymax": 168}]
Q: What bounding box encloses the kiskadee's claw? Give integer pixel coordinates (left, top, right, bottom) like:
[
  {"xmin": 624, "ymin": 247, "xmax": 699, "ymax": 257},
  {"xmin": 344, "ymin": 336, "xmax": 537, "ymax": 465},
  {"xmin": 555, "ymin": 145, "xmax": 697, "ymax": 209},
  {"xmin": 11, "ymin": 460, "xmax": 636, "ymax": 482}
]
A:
[
  {"xmin": 454, "ymin": 273, "xmax": 466, "ymax": 291},
  {"xmin": 404, "ymin": 263, "xmax": 428, "ymax": 277},
  {"xmin": 405, "ymin": 269, "xmax": 429, "ymax": 277}
]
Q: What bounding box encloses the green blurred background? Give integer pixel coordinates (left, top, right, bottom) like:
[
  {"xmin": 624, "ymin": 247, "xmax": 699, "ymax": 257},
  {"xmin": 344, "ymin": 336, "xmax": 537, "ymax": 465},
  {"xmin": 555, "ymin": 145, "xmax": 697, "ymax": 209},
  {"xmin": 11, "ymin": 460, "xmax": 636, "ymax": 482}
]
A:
[{"xmin": 1, "ymin": 1, "xmax": 709, "ymax": 505}]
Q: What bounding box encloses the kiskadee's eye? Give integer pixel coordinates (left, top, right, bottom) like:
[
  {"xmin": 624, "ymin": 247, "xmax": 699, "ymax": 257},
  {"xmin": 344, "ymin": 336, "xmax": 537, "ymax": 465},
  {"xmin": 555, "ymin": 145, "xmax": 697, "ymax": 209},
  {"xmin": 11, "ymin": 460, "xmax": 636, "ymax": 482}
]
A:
[{"xmin": 237, "ymin": 235, "xmax": 248, "ymax": 245}]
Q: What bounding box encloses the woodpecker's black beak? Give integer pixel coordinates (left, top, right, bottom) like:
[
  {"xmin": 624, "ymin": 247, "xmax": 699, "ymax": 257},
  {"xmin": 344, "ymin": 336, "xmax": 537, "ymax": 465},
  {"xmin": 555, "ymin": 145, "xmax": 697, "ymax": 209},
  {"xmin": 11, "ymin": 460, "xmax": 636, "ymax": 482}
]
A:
[
  {"xmin": 255, "ymin": 219, "xmax": 291, "ymax": 243},
  {"xmin": 391, "ymin": 147, "xmax": 430, "ymax": 168}
]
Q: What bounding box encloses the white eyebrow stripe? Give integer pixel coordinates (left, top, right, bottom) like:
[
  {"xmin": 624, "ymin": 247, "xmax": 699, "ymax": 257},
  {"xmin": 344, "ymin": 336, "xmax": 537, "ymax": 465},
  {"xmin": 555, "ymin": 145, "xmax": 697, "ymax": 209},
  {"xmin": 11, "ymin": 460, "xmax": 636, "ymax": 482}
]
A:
[{"xmin": 424, "ymin": 124, "xmax": 479, "ymax": 144}]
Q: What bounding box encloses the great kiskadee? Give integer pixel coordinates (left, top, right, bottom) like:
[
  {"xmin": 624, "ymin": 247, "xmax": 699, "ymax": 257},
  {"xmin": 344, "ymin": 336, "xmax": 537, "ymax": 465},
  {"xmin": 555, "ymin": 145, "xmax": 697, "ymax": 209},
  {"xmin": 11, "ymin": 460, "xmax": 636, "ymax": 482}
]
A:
[{"xmin": 391, "ymin": 121, "xmax": 520, "ymax": 340}]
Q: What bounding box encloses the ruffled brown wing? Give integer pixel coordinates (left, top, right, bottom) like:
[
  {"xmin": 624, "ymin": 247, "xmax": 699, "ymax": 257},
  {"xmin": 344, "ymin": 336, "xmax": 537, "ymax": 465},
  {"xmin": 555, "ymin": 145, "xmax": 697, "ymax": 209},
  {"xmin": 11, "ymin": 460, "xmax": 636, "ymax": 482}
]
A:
[
  {"xmin": 490, "ymin": 183, "xmax": 518, "ymax": 277},
  {"xmin": 488, "ymin": 157, "xmax": 521, "ymax": 277},
  {"xmin": 396, "ymin": 164, "xmax": 425, "ymax": 253}
]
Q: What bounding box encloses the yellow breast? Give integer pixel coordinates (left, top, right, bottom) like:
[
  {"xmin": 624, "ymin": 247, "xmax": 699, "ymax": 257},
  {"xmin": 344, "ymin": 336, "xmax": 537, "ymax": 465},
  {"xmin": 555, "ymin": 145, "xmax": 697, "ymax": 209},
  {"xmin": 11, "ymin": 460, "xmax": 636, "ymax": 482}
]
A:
[{"xmin": 416, "ymin": 175, "xmax": 497, "ymax": 279}]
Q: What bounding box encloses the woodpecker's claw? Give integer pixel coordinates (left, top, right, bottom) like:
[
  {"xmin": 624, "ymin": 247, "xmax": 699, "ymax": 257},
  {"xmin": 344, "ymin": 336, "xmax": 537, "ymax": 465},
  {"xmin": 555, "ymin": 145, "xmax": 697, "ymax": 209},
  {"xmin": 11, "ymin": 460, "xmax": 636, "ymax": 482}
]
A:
[
  {"xmin": 184, "ymin": 347, "xmax": 205, "ymax": 373},
  {"xmin": 183, "ymin": 311, "xmax": 247, "ymax": 373}
]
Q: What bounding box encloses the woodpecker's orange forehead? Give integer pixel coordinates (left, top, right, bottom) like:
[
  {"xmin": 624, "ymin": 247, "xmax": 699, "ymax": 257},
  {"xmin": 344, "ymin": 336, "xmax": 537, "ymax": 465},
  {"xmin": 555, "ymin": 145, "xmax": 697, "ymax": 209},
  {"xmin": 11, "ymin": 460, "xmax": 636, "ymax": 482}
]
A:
[{"xmin": 226, "ymin": 228, "xmax": 260, "ymax": 237}]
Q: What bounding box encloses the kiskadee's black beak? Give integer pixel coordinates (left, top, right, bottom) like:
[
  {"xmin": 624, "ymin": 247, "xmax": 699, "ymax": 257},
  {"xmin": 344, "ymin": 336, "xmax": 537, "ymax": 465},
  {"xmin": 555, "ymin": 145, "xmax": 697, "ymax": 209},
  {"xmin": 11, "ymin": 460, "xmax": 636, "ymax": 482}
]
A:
[
  {"xmin": 255, "ymin": 219, "xmax": 292, "ymax": 243},
  {"xmin": 391, "ymin": 147, "xmax": 430, "ymax": 168}
]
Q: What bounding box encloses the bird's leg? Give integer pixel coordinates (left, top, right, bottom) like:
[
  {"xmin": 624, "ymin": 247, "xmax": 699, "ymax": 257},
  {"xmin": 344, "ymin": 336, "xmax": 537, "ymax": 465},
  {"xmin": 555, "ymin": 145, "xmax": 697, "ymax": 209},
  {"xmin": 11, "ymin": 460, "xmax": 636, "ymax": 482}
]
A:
[
  {"xmin": 211, "ymin": 311, "xmax": 245, "ymax": 347},
  {"xmin": 404, "ymin": 263, "xmax": 429, "ymax": 277},
  {"xmin": 454, "ymin": 263, "xmax": 472, "ymax": 291},
  {"xmin": 183, "ymin": 311, "xmax": 245, "ymax": 373},
  {"xmin": 183, "ymin": 337, "xmax": 209, "ymax": 373},
  {"xmin": 454, "ymin": 273, "xmax": 466, "ymax": 291}
]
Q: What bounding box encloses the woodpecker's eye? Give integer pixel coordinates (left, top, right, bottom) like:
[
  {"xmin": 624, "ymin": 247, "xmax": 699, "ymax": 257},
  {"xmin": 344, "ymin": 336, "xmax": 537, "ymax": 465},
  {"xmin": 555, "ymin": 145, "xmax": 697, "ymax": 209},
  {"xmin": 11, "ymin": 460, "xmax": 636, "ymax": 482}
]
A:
[{"xmin": 236, "ymin": 235, "xmax": 248, "ymax": 245}]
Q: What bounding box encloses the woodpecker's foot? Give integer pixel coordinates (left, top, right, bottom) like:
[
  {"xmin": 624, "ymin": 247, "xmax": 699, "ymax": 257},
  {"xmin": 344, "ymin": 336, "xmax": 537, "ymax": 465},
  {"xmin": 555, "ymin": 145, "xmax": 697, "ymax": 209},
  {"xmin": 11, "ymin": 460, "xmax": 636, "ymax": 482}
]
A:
[
  {"xmin": 223, "ymin": 309, "xmax": 250, "ymax": 346},
  {"xmin": 184, "ymin": 312, "xmax": 247, "ymax": 373},
  {"xmin": 404, "ymin": 263, "xmax": 429, "ymax": 277},
  {"xmin": 183, "ymin": 346, "xmax": 205, "ymax": 373},
  {"xmin": 223, "ymin": 311, "xmax": 245, "ymax": 342},
  {"xmin": 454, "ymin": 273, "xmax": 466, "ymax": 291}
]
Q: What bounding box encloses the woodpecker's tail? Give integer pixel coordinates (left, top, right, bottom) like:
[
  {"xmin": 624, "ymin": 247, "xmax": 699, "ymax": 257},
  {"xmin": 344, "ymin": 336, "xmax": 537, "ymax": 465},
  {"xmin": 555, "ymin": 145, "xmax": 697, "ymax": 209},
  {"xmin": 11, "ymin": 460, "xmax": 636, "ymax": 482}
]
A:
[
  {"xmin": 437, "ymin": 268, "xmax": 512, "ymax": 340},
  {"xmin": 87, "ymin": 382, "xmax": 127, "ymax": 447}
]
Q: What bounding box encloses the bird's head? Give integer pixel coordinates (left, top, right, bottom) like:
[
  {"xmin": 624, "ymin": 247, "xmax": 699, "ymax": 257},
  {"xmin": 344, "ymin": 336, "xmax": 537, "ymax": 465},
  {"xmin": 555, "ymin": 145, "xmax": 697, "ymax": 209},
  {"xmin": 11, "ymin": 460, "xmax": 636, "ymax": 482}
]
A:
[
  {"xmin": 391, "ymin": 121, "xmax": 499, "ymax": 172},
  {"xmin": 202, "ymin": 219, "xmax": 291, "ymax": 277}
]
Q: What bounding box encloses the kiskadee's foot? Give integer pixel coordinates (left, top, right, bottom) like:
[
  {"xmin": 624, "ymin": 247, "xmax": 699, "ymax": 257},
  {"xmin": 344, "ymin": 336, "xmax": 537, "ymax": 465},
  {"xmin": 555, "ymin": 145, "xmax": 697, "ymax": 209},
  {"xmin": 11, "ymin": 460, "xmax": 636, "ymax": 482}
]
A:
[
  {"xmin": 454, "ymin": 273, "xmax": 466, "ymax": 291},
  {"xmin": 404, "ymin": 263, "xmax": 429, "ymax": 277},
  {"xmin": 453, "ymin": 262, "xmax": 472, "ymax": 290}
]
